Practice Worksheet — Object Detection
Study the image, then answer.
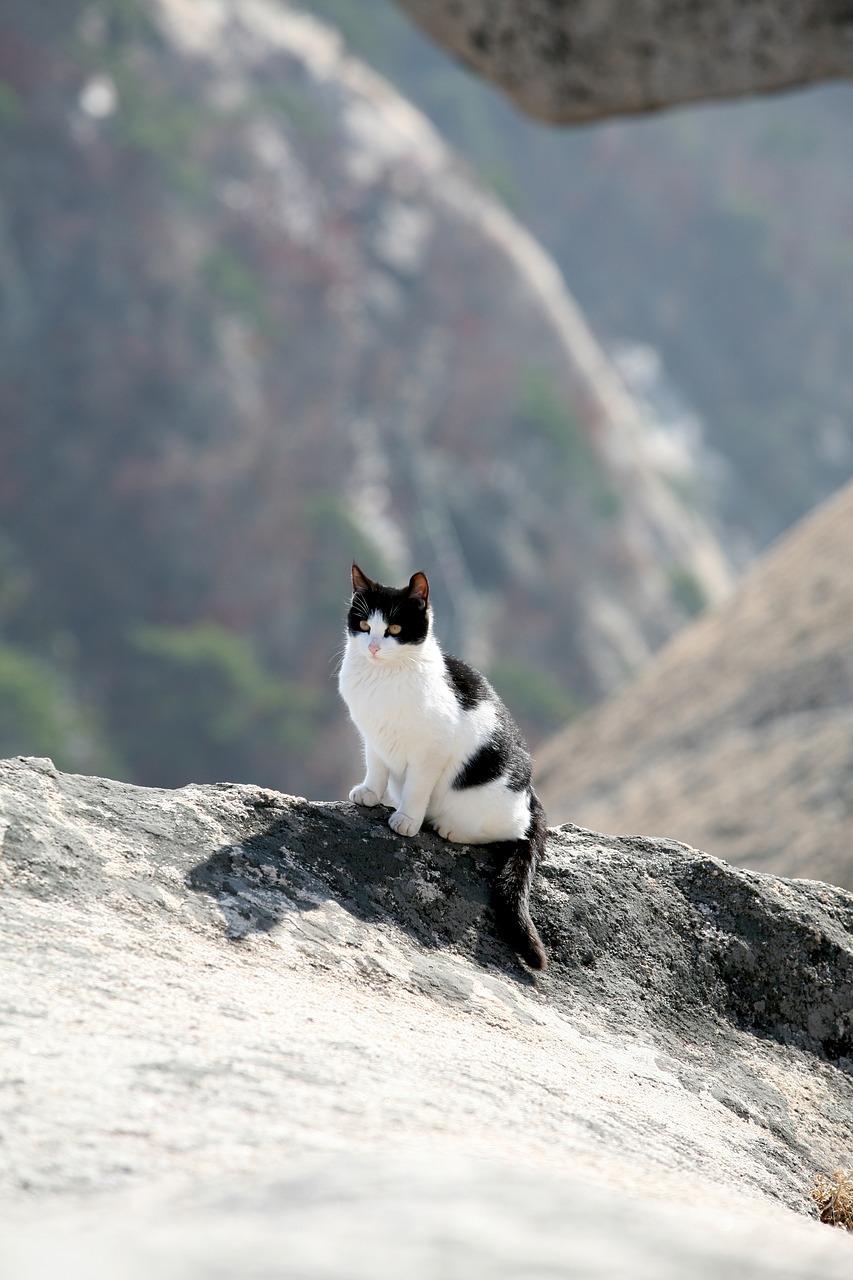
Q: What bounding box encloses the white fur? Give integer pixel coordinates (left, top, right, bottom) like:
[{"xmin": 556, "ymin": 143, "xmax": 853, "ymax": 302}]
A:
[{"xmin": 338, "ymin": 615, "xmax": 531, "ymax": 844}]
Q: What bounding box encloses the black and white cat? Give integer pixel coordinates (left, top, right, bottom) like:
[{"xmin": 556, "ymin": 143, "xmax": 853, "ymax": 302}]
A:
[{"xmin": 338, "ymin": 564, "xmax": 548, "ymax": 970}]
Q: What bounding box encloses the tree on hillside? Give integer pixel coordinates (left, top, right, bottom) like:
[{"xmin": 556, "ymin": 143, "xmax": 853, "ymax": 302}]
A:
[{"xmin": 394, "ymin": 0, "xmax": 853, "ymax": 122}]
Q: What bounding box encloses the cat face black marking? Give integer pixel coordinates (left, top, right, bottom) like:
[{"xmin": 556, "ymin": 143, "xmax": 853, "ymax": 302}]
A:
[{"xmin": 348, "ymin": 565, "xmax": 430, "ymax": 646}]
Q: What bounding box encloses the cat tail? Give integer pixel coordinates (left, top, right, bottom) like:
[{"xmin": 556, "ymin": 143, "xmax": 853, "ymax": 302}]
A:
[{"xmin": 493, "ymin": 789, "xmax": 548, "ymax": 971}]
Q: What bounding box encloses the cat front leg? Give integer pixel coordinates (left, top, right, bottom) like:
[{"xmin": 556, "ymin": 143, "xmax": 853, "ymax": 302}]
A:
[
  {"xmin": 389, "ymin": 810, "xmax": 421, "ymax": 836},
  {"xmin": 349, "ymin": 746, "xmax": 389, "ymax": 808},
  {"xmin": 388, "ymin": 762, "xmax": 441, "ymax": 838}
]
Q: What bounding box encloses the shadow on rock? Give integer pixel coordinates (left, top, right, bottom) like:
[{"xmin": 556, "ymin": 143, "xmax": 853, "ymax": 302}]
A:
[
  {"xmin": 188, "ymin": 794, "xmax": 853, "ymax": 1063},
  {"xmin": 188, "ymin": 799, "xmax": 534, "ymax": 979}
]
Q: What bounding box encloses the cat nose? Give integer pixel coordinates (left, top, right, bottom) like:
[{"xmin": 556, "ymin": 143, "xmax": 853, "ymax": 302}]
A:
[{"xmin": 368, "ymin": 639, "xmax": 381, "ymax": 654}]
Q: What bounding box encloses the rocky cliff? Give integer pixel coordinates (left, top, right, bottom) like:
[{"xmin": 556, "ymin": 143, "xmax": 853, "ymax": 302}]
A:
[
  {"xmin": 2, "ymin": 754, "xmax": 853, "ymax": 1276},
  {"xmin": 0, "ymin": 0, "xmax": 732, "ymax": 798},
  {"xmin": 537, "ymin": 476, "xmax": 853, "ymax": 890}
]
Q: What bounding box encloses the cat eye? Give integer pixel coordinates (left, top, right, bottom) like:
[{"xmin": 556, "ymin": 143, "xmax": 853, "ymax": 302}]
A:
[
  {"xmin": 387, "ymin": 624, "xmax": 402, "ymax": 635},
  {"xmin": 359, "ymin": 620, "xmax": 370, "ymax": 631}
]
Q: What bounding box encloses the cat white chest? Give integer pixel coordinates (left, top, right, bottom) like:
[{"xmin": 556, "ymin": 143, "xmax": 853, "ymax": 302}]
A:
[
  {"xmin": 338, "ymin": 638, "xmax": 498, "ymax": 778},
  {"xmin": 342, "ymin": 655, "xmax": 443, "ymax": 753}
]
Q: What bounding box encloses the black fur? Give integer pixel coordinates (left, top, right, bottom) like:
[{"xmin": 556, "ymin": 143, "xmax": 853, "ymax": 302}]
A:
[
  {"xmin": 445, "ymin": 656, "xmax": 531, "ymax": 792},
  {"xmin": 493, "ymin": 790, "xmax": 548, "ymax": 971},
  {"xmin": 453, "ymin": 731, "xmax": 507, "ymax": 789},
  {"xmin": 443, "ymin": 653, "xmax": 489, "ymax": 710},
  {"xmin": 452, "ymin": 711, "xmax": 531, "ymax": 792},
  {"xmin": 446, "ymin": 664, "xmax": 545, "ymax": 968}
]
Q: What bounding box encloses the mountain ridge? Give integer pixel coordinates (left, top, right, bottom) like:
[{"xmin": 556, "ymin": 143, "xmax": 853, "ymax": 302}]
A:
[{"xmin": 537, "ymin": 476, "xmax": 853, "ymax": 889}]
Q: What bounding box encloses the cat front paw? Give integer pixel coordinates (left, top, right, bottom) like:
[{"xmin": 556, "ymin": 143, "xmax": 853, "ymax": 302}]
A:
[
  {"xmin": 350, "ymin": 784, "xmax": 382, "ymax": 807},
  {"xmin": 389, "ymin": 810, "xmax": 420, "ymax": 837},
  {"xmin": 436, "ymin": 825, "xmax": 462, "ymax": 843}
]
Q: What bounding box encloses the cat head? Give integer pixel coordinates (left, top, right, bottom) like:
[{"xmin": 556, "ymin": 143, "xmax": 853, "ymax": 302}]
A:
[{"xmin": 347, "ymin": 564, "xmax": 430, "ymax": 662}]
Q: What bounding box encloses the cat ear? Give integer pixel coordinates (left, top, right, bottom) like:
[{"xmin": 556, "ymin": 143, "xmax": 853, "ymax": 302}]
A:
[
  {"xmin": 351, "ymin": 564, "xmax": 374, "ymax": 595},
  {"xmin": 408, "ymin": 571, "xmax": 429, "ymax": 605}
]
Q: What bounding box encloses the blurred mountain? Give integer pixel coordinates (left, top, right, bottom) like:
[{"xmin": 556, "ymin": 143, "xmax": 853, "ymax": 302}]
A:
[
  {"xmin": 537, "ymin": 477, "xmax": 853, "ymax": 890},
  {"xmin": 300, "ymin": 0, "xmax": 853, "ymax": 554},
  {"xmin": 0, "ymin": 0, "xmax": 733, "ymax": 796}
]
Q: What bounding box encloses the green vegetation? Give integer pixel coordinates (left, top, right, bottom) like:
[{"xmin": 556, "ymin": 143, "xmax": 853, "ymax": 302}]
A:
[
  {"xmin": 111, "ymin": 94, "xmax": 206, "ymax": 194},
  {"xmin": 0, "ymin": 643, "xmax": 113, "ymax": 773},
  {"xmin": 303, "ymin": 491, "xmax": 391, "ymax": 621},
  {"xmin": 202, "ymin": 249, "xmax": 261, "ymax": 313},
  {"xmin": 0, "ymin": 645, "xmax": 68, "ymax": 758},
  {"xmin": 100, "ymin": 52, "xmax": 207, "ymax": 196},
  {"xmin": 517, "ymin": 371, "xmax": 620, "ymax": 516},
  {"xmin": 61, "ymin": 2, "xmax": 208, "ymax": 194},
  {"xmin": 488, "ymin": 660, "xmax": 581, "ymax": 737},
  {"xmin": 663, "ymin": 471, "xmax": 703, "ymax": 506},
  {"xmin": 121, "ymin": 623, "xmax": 328, "ymax": 785},
  {"xmin": 201, "ymin": 248, "xmax": 274, "ymax": 332},
  {"xmin": 98, "ymin": 0, "xmax": 156, "ymax": 42},
  {"xmin": 669, "ymin": 566, "xmax": 707, "ymax": 618},
  {"xmin": 0, "ymin": 541, "xmax": 112, "ymax": 772},
  {"xmin": 0, "ymin": 81, "xmax": 22, "ymax": 131},
  {"xmin": 479, "ymin": 164, "xmax": 522, "ymax": 212},
  {"xmin": 248, "ymin": 86, "xmax": 328, "ymax": 140},
  {"xmin": 518, "ymin": 371, "xmax": 588, "ymax": 471}
]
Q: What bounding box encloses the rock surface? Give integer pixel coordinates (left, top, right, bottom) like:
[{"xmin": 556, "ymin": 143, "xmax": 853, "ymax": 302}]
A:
[
  {"xmin": 537, "ymin": 477, "xmax": 853, "ymax": 890},
  {"xmin": 2, "ymin": 755, "xmax": 853, "ymax": 1276},
  {"xmin": 395, "ymin": 0, "xmax": 853, "ymax": 123}
]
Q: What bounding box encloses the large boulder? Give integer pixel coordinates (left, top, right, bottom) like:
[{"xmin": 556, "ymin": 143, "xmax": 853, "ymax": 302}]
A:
[
  {"xmin": 2, "ymin": 755, "xmax": 852, "ymax": 1276},
  {"xmin": 394, "ymin": 0, "xmax": 853, "ymax": 123}
]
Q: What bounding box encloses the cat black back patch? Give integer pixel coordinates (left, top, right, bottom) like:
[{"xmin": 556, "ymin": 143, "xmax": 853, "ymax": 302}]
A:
[
  {"xmin": 443, "ymin": 653, "xmax": 490, "ymax": 710},
  {"xmin": 452, "ymin": 708, "xmax": 532, "ymax": 792}
]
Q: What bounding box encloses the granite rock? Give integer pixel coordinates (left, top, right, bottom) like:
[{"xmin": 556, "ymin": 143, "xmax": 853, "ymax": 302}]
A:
[{"xmin": 2, "ymin": 755, "xmax": 853, "ymax": 1277}]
